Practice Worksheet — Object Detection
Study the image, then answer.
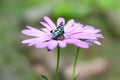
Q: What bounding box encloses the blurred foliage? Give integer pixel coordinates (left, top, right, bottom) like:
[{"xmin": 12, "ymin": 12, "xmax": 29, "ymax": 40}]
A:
[
  {"xmin": 53, "ymin": 0, "xmax": 120, "ymax": 18},
  {"xmin": 41, "ymin": 74, "xmax": 48, "ymax": 80},
  {"xmin": 0, "ymin": 0, "xmax": 120, "ymax": 80}
]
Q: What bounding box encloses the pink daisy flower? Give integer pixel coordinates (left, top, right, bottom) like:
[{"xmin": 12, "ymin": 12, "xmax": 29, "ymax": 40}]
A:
[{"xmin": 21, "ymin": 16, "xmax": 103, "ymax": 51}]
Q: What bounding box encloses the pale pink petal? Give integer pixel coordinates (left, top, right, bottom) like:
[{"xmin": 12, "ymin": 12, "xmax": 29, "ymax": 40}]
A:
[
  {"xmin": 64, "ymin": 33, "xmax": 71, "ymax": 39},
  {"xmin": 22, "ymin": 38, "xmax": 40, "ymax": 44},
  {"xmin": 95, "ymin": 34, "xmax": 104, "ymax": 38},
  {"xmin": 94, "ymin": 41, "xmax": 101, "ymax": 45},
  {"xmin": 70, "ymin": 25, "xmax": 99, "ymax": 34},
  {"xmin": 85, "ymin": 40, "xmax": 101, "ymax": 45},
  {"xmin": 47, "ymin": 40, "xmax": 58, "ymax": 51},
  {"xmin": 22, "ymin": 26, "xmax": 49, "ymax": 38},
  {"xmin": 65, "ymin": 25, "xmax": 76, "ymax": 33},
  {"xmin": 70, "ymin": 33, "xmax": 97, "ymax": 39},
  {"xmin": 93, "ymin": 29, "xmax": 101, "ymax": 33},
  {"xmin": 28, "ymin": 43, "xmax": 35, "ymax": 46},
  {"xmin": 35, "ymin": 42, "xmax": 48, "ymax": 48},
  {"xmin": 58, "ymin": 41, "xmax": 66, "ymax": 48},
  {"xmin": 66, "ymin": 23, "xmax": 83, "ymax": 33},
  {"xmin": 64, "ymin": 19, "xmax": 75, "ymax": 32},
  {"xmin": 44, "ymin": 16, "xmax": 56, "ymax": 30},
  {"xmin": 83, "ymin": 25, "xmax": 102, "ymax": 33},
  {"xmin": 22, "ymin": 38, "xmax": 48, "ymax": 45},
  {"xmin": 75, "ymin": 40, "xmax": 89, "ymax": 48},
  {"xmin": 22, "ymin": 38, "xmax": 49, "ymax": 47},
  {"xmin": 83, "ymin": 28, "xmax": 101, "ymax": 34},
  {"xmin": 64, "ymin": 39, "xmax": 89, "ymax": 48},
  {"xmin": 83, "ymin": 25, "xmax": 95, "ymax": 30},
  {"xmin": 40, "ymin": 22, "xmax": 54, "ymax": 31},
  {"xmin": 57, "ymin": 17, "xmax": 65, "ymax": 26},
  {"xmin": 40, "ymin": 28, "xmax": 51, "ymax": 34}
]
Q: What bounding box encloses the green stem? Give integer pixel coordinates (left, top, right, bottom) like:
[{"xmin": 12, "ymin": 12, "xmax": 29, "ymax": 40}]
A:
[
  {"xmin": 72, "ymin": 47, "xmax": 80, "ymax": 80},
  {"xmin": 54, "ymin": 46, "xmax": 60, "ymax": 80}
]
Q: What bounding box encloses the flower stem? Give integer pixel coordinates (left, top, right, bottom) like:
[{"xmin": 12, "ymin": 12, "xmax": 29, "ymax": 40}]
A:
[
  {"xmin": 72, "ymin": 47, "xmax": 80, "ymax": 80},
  {"xmin": 54, "ymin": 46, "xmax": 60, "ymax": 80}
]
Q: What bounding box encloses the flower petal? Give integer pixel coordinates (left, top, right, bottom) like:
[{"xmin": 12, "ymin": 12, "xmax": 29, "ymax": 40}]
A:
[
  {"xmin": 40, "ymin": 22, "xmax": 53, "ymax": 31},
  {"xmin": 64, "ymin": 19, "xmax": 75, "ymax": 32},
  {"xmin": 58, "ymin": 41, "xmax": 66, "ymax": 48},
  {"xmin": 85, "ymin": 40, "xmax": 102, "ymax": 45},
  {"xmin": 64, "ymin": 39, "xmax": 89, "ymax": 48},
  {"xmin": 93, "ymin": 41, "xmax": 101, "ymax": 45},
  {"xmin": 57, "ymin": 17, "xmax": 65, "ymax": 26},
  {"xmin": 35, "ymin": 42, "xmax": 48, "ymax": 48},
  {"xmin": 83, "ymin": 25, "xmax": 102, "ymax": 34},
  {"xmin": 47, "ymin": 40, "xmax": 58, "ymax": 51},
  {"xmin": 95, "ymin": 34, "xmax": 104, "ymax": 38},
  {"xmin": 40, "ymin": 28, "xmax": 51, "ymax": 34},
  {"xmin": 67, "ymin": 23, "xmax": 82, "ymax": 33},
  {"xmin": 22, "ymin": 26, "xmax": 49, "ymax": 38},
  {"xmin": 93, "ymin": 29, "xmax": 101, "ymax": 33},
  {"xmin": 22, "ymin": 38, "xmax": 48, "ymax": 45},
  {"xmin": 65, "ymin": 23, "xmax": 83, "ymax": 35},
  {"xmin": 83, "ymin": 25, "xmax": 95, "ymax": 30},
  {"xmin": 70, "ymin": 32, "xmax": 97, "ymax": 39},
  {"xmin": 44, "ymin": 16, "xmax": 56, "ymax": 30}
]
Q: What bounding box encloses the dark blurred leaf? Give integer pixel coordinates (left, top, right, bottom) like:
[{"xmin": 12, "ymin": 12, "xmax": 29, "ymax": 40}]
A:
[
  {"xmin": 41, "ymin": 74, "xmax": 48, "ymax": 80},
  {"xmin": 73, "ymin": 77, "xmax": 77, "ymax": 80}
]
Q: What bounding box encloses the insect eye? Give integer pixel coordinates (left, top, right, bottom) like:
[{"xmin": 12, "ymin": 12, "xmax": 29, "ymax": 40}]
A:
[{"xmin": 50, "ymin": 30, "xmax": 53, "ymax": 33}]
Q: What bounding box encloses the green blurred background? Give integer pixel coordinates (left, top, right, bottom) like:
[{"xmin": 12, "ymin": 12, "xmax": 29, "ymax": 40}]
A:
[{"xmin": 0, "ymin": 0, "xmax": 120, "ymax": 80}]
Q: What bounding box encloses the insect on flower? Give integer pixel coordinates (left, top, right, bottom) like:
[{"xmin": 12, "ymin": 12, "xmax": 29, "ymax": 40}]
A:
[{"xmin": 50, "ymin": 22, "xmax": 64, "ymax": 40}]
